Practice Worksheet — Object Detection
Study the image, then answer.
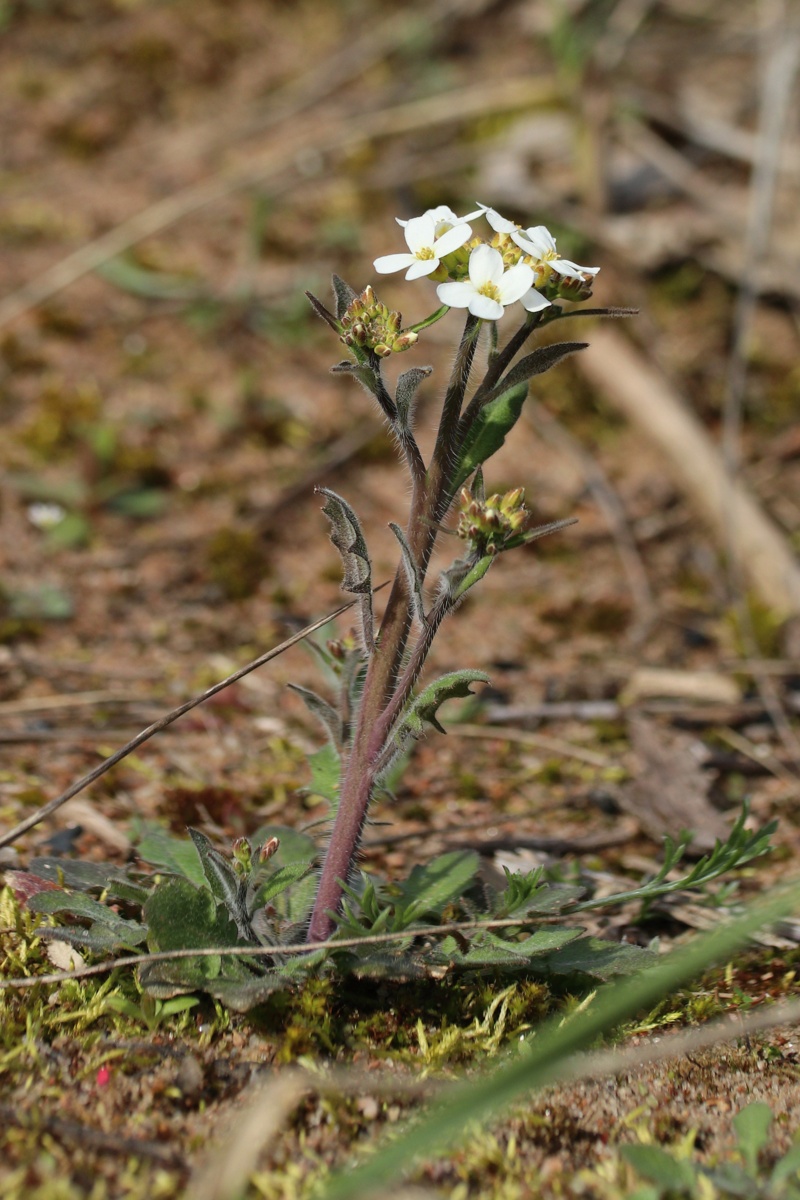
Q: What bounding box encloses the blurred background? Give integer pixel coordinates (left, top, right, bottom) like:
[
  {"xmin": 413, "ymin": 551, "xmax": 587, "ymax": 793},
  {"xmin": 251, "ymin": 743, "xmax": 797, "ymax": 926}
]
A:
[{"xmin": 1, "ymin": 0, "xmax": 799, "ymax": 858}]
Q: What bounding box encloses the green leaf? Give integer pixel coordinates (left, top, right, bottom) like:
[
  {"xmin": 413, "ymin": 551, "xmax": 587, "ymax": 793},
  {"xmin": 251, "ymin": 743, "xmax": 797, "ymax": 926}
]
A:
[
  {"xmin": 451, "ymin": 380, "xmax": 529, "ymax": 495},
  {"xmin": 288, "ymin": 684, "xmax": 343, "ymax": 747},
  {"xmin": 395, "ymin": 851, "xmax": 480, "ymax": 925},
  {"xmin": 544, "ymin": 937, "xmax": 655, "ymax": 981},
  {"xmin": 306, "ymin": 743, "xmax": 341, "ymax": 810},
  {"xmin": 135, "ymin": 826, "xmax": 207, "ymax": 887},
  {"xmin": 143, "ymin": 876, "xmax": 242, "ymax": 981},
  {"xmin": 188, "ymin": 828, "xmax": 253, "ymax": 941},
  {"xmin": 317, "ymin": 486, "xmax": 374, "ymax": 651},
  {"xmin": 38, "ymin": 922, "xmax": 147, "ymax": 953},
  {"xmin": 396, "ymin": 670, "xmax": 489, "ymax": 744},
  {"xmin": 395, "ymin": 366, "xmax": 431, "ymax": 434},
  {"xmin": 620, "ymin": 1144, "xmax": 697, "ymax": 1192},
  {"xmin": 771, "ymin": 1139, "xmax": 800, "ymax": 1186},
  {"xmin": 331, "ymin": 274, "xmax": 357, "ymax": 320},
  {"xmin": 734, "ymin": 1102, "xmax": 773, "ymax": 1174},
  {"xmin": 251, "ymin": 861, "xmax": 315, "ymax": 908},
  {"xmin": 389, "ymin": 522, "xmax": 426, "ymax": 626},
  {"xmin": 28, "ymin": 889, "xmax": 144, "ymax": 939},
  {"xmin": 491, "ymin": 341, "xmax": 587, "ymax": 396},
  {"xmin": 437, "ymin": 927, "xmax": 583, "ymax": 969}
]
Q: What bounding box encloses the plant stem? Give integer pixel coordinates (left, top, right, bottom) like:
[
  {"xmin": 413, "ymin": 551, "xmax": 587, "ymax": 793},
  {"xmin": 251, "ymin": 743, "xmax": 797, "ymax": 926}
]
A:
[{"xmin": 306, "ymin": 317, "xmax": 481, "ymax": 942}]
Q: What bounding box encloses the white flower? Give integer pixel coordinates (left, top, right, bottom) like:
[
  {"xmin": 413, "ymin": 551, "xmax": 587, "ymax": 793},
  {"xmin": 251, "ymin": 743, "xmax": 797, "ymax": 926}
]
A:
[
  {"xmin": 513, "ymin": 225, "xmax": 599, "ymax": 278},
  {"xmin": 436, "ymin": 244, "xmax": 537, "ymax": 320},
  {"xmin": 475, "ymin": 203, "xmax": 520, "ymax": 235},
  {"xmin": 396, "ymin": 205, "xmax": 480, "ymax": 238},
  {"xmin": 519, "ymin": 285, "xmax": 551, "ymax": 313},
  {"xmin": 374, "ymin": 213, "xmax": 472, "ymax": 281}
]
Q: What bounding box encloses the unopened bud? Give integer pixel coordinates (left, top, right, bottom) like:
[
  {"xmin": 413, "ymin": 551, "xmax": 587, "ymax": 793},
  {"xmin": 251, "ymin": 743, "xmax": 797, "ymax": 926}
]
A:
[
  {"xmin": 393, "ymin": 332, "xmax": 418, "ymax": 352},
  {"xmin": 374, "ymin": 343, "xmax": 392, "ymax": 358},
  {"xmin": 259, "ymin": 836, "xmax": 280, "ymax": 863},
  {"xmin": 502, "ymin": 487, "xmax": 525, "ymax": 511},
  {"xmin": 327, "ymin": 638, "xmax": 345, "ymax": 660},
  {"xmin": 232, "ymin": 837, "xmax": 253, "ymax": 874}
]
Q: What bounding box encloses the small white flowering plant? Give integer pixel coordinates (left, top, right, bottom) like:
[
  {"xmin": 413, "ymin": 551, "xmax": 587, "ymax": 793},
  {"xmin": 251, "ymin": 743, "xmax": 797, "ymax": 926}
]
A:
[
  {"xmin": 12, "ymin": 204, "xmax": 776, "ymax": 1011},
  {"xmin": 302, "ymin": 201, "xmax": 604, "ymax": 942}
]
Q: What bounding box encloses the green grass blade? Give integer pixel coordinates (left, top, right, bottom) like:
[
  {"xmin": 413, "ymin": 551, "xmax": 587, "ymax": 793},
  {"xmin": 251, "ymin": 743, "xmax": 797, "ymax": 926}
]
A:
[{"xmin": 317, "ymin": 880, "xmax": 800, "ymax": 1200}]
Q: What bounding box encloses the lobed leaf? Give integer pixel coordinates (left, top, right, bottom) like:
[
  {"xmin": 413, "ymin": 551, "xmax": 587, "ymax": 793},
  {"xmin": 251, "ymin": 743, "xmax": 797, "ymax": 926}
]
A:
[{"xmin": 395, "ymin": 670, "xmax": 489, "ymax": 744}]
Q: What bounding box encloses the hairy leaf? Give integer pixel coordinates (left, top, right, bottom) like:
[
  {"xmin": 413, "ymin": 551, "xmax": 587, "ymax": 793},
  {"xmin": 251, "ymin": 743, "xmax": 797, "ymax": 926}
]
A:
[
  {"xmin": 135, "ymin": 825, "xmax": 207, "ymax": 887},
  {"xmin": 389, "ymin": 522, "xmax": 426, "ymax": 626},
  {"xmin": 543, "ymin": 936, "xmax": 654, "ymax": 980},
  {"xmin": 251, "ymin": 861, "xmax": 316, "ymax": 909},
  {"xmin": 189, "ymin": 828, "xmax": 253, "ymax": 942},
  {"xmin": 305, "ymin": 289, "xmax": 339, "ymax": 331},
  {"xmin": 396, "ymin": 851, "xmax": 480, "ymax": 923},
  {"xmin": 143, "ymin": 876, "xmax": 242, "ymax": 981},
  {"xmin": 38, "ymin": 922, "xmax": 147, "ymax": 953},
  {"xmin": 396, "ymin": 670, "xmax": 489, "ymax": 743},
  {"xmin": 494, "ymin": 341, "xmax": 587, "ymax": 395},
  {"xmin": 317, "ymin": 486, "xmax": 374, "ymax": 651},
  {"xmin": 305, "ymin": 743, "xmax": 340, "ymax": 811},
  {"xmin": 436, "ymin": 927, "xmax": 583, "ymax": 968},
  {"xmin": 288, "ymin": 683, "xmax": 343, "ymax": 747},
  {"xmin": 395, "ymin": 366, "xmax": 432, "ymax": 434},
  {"xmin": 331, "ymin": 274, "xmax": 358, "ymax": 320},
  {"xmin": 451, "ymin": 380, "xmax": 529, "ymax": 495}
]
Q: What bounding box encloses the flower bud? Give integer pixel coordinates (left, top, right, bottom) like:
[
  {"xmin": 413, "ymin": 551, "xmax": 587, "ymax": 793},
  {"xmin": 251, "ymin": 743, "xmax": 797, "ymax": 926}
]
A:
[
  {"xmin": 232, "ymin": 837, "xmax": 253, "ymax": 874},
  {"xmin": 259, "ymin": 836, "xmax": 280, "ymax": 863}
]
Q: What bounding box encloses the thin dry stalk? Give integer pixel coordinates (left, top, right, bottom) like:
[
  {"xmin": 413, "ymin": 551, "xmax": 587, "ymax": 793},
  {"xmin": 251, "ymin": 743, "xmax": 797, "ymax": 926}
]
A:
[{"xmin": 0, "ymin": 595, "xmax": 373, "ymax": 850}]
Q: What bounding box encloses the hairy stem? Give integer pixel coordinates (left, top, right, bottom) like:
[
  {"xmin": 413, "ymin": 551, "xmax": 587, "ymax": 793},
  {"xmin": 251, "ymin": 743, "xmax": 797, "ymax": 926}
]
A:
[{"xmin": 306, "ymin": 317, "xmax": 481, "ymax": 942}]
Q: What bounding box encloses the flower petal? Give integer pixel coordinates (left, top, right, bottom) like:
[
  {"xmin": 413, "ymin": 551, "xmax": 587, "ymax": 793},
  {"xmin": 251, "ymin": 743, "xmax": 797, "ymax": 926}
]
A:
[
  {"xmin": 432, "ymin": 224, "xmax": 471, "ymax": 257},
  {"xmin": 405, "ymin": 257, "xmax": 439, "ymax": 280},
  {"xmin": 469, "ymin": 293, "xmax": 504, "ymax": 320},
  {"xmin": 515, "ymin": 225, "xmax": 556, "ymax": 257},
  {"xmin": 496, "ymin": 261, "xmax": 535, "ymax": 304},
  {"xmin": 404, "ymin": 214, "xmax": 436, "ymax": 253},
  {"xmin": 469, "ymin": 244, "xmax": 503, "ymax": 287},
  {"xmin": 520, "ymin": 287, "xmax": 551, "ymax": 313},
  {"xmin": 550, "ymin": 258, "xmax": 600, "ymax": 277},
  {"xmin": 374, "ymin": 253, "xmax": 415, "ymax": 274},
  {"xmin": 478, "ymin": 204, "xmax": 518, "ymax": 234},
  {"xmin": 436, "ymin": 281, "xmax": 475, "ymax": 308}
]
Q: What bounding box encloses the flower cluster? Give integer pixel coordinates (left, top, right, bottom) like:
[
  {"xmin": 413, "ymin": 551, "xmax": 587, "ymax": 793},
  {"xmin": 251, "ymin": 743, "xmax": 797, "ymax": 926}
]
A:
[
  {"xmin": 457, "ymin": 486, "xmax": 528, "ymax": 556},
  {"xmin": 339, "ymin": 285, "xmax": 418, "ymax": 358},
  {"xmin": 373, "ymin": 202, "xmax": 598, "ymax": 320}
]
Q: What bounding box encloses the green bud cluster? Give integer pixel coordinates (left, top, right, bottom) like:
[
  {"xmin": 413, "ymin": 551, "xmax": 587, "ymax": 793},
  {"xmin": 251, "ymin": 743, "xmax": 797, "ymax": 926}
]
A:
[
  {"xmin": 456, "ymin": 486, "xmax": 528, "ymax": 556},
  {"xmin": 339, "ymin": 285, "xmax": 419, "ymax": 358},
  {"xmin": 554, "ymin": 273, "xmax": 595, "ymax": 302}
]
